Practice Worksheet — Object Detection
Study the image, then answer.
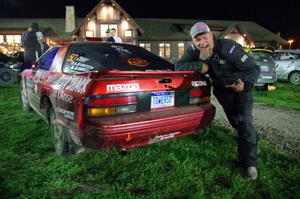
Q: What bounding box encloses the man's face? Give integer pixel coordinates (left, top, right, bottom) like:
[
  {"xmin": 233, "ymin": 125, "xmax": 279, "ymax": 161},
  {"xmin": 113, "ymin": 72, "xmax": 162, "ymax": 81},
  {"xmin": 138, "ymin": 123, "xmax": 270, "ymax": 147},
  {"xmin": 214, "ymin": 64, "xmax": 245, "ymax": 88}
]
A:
[{"xmin": 193, "ymin": 32, "xmax": 214, "ymax": 59}]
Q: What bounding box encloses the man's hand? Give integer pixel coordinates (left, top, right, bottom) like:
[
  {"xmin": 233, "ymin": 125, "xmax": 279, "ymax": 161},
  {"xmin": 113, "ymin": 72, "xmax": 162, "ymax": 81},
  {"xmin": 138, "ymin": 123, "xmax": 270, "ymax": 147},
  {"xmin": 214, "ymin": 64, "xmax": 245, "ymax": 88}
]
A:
[
  {"xmin": 225, "ymin": 79, "xmax": 244, "ymax": 92},
  {"xmin": 201, "ymin": 63, "xmax": 209, "ymax": 73}
]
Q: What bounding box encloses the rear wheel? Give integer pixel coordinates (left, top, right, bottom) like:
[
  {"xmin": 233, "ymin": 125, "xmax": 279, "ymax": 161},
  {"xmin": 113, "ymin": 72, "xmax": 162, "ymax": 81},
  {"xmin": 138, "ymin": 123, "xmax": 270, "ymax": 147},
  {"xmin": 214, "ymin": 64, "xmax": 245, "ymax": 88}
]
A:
[
  {"xmin": 49, "ymin": 107, "xmax": 84, "ymax": 156},
  {"xmin": 20, "ymin": 80, "xmax": 32, "ymax": 111},
  {"xmin": 289, "ymin": 72, "xmax": 300, "ymax": 85}
]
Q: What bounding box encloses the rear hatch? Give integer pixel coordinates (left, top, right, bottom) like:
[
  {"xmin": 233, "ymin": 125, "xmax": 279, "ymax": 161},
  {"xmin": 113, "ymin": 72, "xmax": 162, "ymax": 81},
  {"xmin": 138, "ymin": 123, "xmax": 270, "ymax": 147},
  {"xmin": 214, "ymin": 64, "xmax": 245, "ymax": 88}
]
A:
[
  {"xmin": 248, "ymin": 49, "xmax": 277, "ymax": 83},
  {"xmin": 85, "ymin": 71, "xmax": 211, "ymax": 119},
  {"xmin": 64, "ymin": 42, "xmax": 211, "ymax": 120}
]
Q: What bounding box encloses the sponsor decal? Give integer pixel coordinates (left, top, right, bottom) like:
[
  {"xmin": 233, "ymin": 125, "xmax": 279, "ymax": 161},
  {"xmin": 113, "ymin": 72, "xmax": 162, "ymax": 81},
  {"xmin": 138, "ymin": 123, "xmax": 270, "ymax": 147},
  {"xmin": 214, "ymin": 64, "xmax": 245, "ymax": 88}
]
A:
[
  {"xmin": 111, "ymin": 45, "xmax": 132, "ymax": 54},
  {"xmin": 67, "ymin": 53, "xmax": 80, "ymax": 62},
  {"xmin": 191, "ymin": 81, "xmax": 207, "ymax": 87},
  {"xmin": 26, "ymin": 76, "xmax": 33, "ymax": 88},
  {"xmin": 106, "ymin": 83, "xmax": 140, "ymax": 92},
  {"xmin": 57, "ymin": 107, "xmax": 74, "ymax": 120},
  {"xmin": 229, "ymin": 45, "xmax": 236, "ymax": 54},
  {"xmin": 67, "ymin": 54, "xmax": 94, "ymax": 72},
  {"xmin": 69, "ymin": 62, "xmax": 94, "ymax": 72},
  {"xmin": 261, "ymin": 75, "xmax": 273, "ymax": 79},
  {"xmin": 52, "ymin": 76, "xmax": 91, "ymax": 94},
  {"xmin": 241, "ymin": 54, "xmax": 248, "ymax": 62},
  {"xmin": 53, "ymin": 90, "xmax": 73, "ymax": 103},
  {"xmin": 127, "ymin": 58, "xmax": 149, "ymax": 67},
  {"xmin": 149, "ymin": 132, "xmax": 181, "ymax": 143}
]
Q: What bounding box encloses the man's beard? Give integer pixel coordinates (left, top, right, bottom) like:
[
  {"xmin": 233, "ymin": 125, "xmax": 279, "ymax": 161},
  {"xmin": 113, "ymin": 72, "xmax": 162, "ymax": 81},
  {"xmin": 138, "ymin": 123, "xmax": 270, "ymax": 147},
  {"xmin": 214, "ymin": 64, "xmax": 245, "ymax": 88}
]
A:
[{"xmin": 200, "ymin": 49, "xmax": 213, "ymax": 60}]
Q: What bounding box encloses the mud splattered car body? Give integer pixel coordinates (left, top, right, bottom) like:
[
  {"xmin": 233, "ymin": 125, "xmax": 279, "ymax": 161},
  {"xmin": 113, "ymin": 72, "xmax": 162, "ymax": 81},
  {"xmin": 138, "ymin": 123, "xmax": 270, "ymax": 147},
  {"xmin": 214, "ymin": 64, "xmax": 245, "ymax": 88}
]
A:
[{"xmin": 20, "ymin": 42, "xmax": 215, "ymax": 155}]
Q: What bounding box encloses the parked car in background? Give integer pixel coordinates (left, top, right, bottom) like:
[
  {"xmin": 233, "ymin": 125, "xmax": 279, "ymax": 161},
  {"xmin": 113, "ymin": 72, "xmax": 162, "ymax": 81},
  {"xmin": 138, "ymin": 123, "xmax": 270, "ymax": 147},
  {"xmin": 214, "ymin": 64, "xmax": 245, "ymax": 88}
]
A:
[
  {"xmin": 0, "ymin": 52, "xmax": 19, "ymax": 86},
  {"xmin": 273, "ymin": 50, "xmax": 300, "ymax": 85},
  {"xmin": 20, "ymin": 42, "xmax": 215, "ymax": 156},
  {"xmin": 245, "ymin": 48, "xmax": 277, "ymax": 90}
]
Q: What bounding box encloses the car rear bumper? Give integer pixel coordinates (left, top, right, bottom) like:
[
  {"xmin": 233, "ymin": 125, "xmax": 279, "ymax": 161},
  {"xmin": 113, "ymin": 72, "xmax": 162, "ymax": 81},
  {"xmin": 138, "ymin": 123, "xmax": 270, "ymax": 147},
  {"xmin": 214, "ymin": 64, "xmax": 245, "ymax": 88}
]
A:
[
  {"xmin": 255, "ymin": 74, "xmax": 277, "ymax": 86},
  {"xmin": 80, "ymin": 104, "xmax": 215, "ymax": 149}
]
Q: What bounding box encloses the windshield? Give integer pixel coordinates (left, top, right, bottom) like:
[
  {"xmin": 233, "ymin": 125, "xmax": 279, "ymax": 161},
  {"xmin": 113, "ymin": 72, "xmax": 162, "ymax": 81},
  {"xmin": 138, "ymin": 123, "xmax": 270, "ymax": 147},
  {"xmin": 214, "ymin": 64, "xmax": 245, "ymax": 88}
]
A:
[
  {"xmin": 63, "ymin": 43, "xmax": 174, "ymax": 74},
  {"xmin": 249, "ymin": 51, "xmax": 273, "ymax": 62}
]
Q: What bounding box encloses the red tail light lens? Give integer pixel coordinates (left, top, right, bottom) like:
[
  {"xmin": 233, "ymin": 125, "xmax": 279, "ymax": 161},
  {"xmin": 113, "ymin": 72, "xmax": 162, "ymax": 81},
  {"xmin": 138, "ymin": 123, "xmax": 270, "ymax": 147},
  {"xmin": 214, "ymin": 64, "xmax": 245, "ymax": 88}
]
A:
[
  {"xmin": 88, "ymin": 96, "xmax": 137, "ymax": 116},
  {"xmin": 88, "ymin": 96, "xmax": 137, "ymax": 106}
]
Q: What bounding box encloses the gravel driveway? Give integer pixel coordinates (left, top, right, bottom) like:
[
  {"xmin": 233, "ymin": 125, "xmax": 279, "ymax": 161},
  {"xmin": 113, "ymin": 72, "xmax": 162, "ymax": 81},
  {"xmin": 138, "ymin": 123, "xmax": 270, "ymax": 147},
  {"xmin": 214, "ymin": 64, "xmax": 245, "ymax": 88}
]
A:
[{"xmin": 212, "ymin": 96, "xmax": 300, "ymax": 157}]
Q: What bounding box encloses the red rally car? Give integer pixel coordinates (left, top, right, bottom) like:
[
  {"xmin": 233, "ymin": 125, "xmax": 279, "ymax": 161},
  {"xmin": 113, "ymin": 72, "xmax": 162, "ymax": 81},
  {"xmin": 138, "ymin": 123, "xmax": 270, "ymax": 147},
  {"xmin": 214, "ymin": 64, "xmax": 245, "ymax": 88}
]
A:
[{"xmin": 20, "ymin": 42, "xmax": 215, "ymax": 156}]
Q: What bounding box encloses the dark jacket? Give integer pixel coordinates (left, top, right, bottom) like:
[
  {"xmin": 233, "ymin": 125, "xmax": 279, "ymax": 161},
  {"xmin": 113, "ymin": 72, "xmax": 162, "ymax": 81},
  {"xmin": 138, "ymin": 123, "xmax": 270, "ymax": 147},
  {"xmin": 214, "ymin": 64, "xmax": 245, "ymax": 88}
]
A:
[{"xmin": 176, "ymin": 38, "xmax": 260, "ymax": 92}]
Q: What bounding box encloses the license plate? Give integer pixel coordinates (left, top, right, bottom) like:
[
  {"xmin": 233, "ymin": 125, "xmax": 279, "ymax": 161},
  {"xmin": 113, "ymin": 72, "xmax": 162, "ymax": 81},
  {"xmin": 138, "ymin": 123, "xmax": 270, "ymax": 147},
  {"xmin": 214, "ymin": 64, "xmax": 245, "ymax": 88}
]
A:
[{"xmin": 151, "ymin": 91, "xmax": 174, "ymax": 109}]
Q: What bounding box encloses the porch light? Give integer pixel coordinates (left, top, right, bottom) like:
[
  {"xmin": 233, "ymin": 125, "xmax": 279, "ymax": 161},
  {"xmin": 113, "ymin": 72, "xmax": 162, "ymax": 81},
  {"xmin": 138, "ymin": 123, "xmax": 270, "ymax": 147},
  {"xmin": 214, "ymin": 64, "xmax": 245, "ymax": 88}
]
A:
[{"xmin": 288, "ymin": 39, "xmax": 294, "ymax": 49}]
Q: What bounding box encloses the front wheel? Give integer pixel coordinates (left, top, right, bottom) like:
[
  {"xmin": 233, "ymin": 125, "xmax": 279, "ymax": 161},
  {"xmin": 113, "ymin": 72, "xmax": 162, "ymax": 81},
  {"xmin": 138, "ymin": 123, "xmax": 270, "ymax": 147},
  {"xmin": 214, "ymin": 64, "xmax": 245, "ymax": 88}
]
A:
[
  {"xmin": 49, "ymin": 108, "xmax": 84, "ymax": 156},
  {"xmin": 289, "ymin": 72, "xmax": 300, "ymax": 85},
  {"xmin": 0, "ymin": 67, "xmax": 16, "ymax": 87}
]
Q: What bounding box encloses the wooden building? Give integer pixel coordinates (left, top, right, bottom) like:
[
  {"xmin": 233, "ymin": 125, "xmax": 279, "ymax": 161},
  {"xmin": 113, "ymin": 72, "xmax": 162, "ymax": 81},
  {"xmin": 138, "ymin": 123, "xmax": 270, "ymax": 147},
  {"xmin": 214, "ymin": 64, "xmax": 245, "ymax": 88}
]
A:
[{"xmin": 0, "ymin": 0, "xmax": 287, "ymax": 63}]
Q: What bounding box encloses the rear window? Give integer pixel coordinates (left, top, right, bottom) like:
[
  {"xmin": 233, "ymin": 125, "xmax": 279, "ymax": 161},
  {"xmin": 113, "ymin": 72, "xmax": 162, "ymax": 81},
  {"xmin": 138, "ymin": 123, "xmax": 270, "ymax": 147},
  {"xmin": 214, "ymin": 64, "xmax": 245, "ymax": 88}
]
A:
[
  {"xmin": 249, "ymin": 51, "xmax": 273, "ymax": 62},
  {"xmin": 63, "ymin": 43, "xmax": 174, "ymax": 74}
]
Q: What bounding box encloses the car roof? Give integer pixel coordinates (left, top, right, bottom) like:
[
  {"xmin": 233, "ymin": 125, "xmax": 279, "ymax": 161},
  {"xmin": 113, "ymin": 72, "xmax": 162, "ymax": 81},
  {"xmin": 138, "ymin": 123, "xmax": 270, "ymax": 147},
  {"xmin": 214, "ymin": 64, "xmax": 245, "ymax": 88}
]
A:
[{"xmin": 274, "ymin": 49, "xmax": 300, "ymax": 53}]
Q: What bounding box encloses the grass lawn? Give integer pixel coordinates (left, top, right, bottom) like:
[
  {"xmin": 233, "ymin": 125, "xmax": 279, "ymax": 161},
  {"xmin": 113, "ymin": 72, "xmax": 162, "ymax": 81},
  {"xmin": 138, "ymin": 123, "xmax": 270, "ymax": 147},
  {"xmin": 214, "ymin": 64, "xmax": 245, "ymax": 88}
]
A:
[
  {"xmin": 0, "ymin": 84, "xmax": 299, "ymax": 198},
  {"xmin": 254, "ymin": 82, "xmax": 300, "ymax": 110}
]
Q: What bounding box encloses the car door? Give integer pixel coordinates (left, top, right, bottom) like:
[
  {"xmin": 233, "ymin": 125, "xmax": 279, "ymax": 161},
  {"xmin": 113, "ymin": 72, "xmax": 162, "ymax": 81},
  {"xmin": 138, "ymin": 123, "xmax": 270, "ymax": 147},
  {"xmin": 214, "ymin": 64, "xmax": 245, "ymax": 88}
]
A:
[
  {"xmin": 28, "ymin": 47, "xmax": 59, "ymax": 115},
  {"xmin": 274, "ymin": 52, "xmax": 293, "ymax": 79}
]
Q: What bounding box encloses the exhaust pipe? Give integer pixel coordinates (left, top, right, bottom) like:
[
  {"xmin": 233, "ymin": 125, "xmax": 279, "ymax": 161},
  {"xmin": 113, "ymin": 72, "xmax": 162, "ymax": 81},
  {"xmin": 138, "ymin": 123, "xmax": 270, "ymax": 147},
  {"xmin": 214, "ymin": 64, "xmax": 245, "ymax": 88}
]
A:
[{"xmin": 120, "ymin": 148, "xmax": 128, "ymax": 156}]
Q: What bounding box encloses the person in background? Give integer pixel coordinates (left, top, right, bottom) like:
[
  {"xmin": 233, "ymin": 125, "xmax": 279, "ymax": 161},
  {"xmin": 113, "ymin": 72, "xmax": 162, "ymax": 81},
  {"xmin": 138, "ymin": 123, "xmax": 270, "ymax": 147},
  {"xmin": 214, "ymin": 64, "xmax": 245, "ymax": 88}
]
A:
[
  {"xmin": 39, "ymin": 38, "xmax": 49, "ymax": 54},
  {"xmin": 21, "ymin": 22, "xmax": 43, "ymax": 69},
  {"xmin": 176, "ymin": 22, "xmax": 260, "ymax": 180},
  {"xmin": 106, "ymin": 28, "xmax": 122, "ymax": 43}
]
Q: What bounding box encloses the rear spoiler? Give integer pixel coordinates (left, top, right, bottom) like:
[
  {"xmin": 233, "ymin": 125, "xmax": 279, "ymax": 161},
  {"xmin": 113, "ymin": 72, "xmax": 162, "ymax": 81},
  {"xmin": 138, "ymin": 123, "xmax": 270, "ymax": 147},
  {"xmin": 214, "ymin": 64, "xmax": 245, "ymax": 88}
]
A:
[
  {"xmin": 76, "ymin": 70, "xmax": 196, "ymax": 78},
  {"xmin": 102, "ymin": 70, "xmax": 195, "ymax": 76}
]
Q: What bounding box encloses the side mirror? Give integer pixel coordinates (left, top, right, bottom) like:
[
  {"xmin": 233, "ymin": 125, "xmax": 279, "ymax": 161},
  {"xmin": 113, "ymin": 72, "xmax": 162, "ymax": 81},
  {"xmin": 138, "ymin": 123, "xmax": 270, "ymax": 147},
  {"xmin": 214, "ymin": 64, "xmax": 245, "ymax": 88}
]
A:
[{"xmin": 31, "ymin": 61, "xmax": 38, "ymax": 70}]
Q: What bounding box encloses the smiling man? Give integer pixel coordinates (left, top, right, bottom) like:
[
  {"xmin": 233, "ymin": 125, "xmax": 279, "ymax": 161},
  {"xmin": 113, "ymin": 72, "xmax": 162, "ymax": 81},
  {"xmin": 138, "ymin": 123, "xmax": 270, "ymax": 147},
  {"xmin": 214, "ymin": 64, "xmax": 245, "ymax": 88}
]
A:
[{"xmin": 176, "ymin": 22, "xmax": 261, "ymax": 180}]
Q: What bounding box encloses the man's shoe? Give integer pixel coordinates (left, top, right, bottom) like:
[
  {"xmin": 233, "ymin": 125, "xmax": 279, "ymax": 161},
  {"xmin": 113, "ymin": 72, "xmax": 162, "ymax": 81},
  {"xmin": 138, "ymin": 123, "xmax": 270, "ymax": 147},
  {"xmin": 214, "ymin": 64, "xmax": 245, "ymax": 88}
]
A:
[{"xmin": 247, "ymin": 167, "xmax": 258, "ymax": 180}]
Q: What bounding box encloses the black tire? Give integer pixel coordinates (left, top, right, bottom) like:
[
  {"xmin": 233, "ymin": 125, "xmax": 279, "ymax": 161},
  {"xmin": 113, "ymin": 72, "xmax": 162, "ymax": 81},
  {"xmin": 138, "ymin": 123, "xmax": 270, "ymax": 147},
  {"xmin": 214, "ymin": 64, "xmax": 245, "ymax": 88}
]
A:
[
  {"xmin": 49, "ymin": 107, "xmax": 84, "ymax": 156},
  {"xmin": 289, "ymin": 72, "xmax": 300, "ymax": 85},
  {"xmin": 20, "ymin": 80, "xmax": 32, "ymax": 111},
  {"xmin": 0, "ymin": 67, "xmax": 16, "ymax": 87}
]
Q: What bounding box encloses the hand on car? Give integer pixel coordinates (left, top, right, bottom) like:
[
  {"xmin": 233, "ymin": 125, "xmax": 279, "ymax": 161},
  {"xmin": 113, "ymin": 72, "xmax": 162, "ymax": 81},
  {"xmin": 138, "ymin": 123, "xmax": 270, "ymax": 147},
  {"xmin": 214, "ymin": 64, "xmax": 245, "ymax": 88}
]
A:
[
  {"xmin": 225, "ymin": 79, "xmax": 244, "ymax": 92},
  {"xmin": 201, "ymin": 63, "xmax": 209, "ymax": 73}
]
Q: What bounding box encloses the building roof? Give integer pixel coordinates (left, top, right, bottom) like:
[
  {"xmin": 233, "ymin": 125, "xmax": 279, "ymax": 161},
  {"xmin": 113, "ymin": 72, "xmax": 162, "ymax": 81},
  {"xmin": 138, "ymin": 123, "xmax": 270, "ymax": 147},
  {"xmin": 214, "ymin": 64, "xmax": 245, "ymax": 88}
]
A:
[
  {"xmin": 0, "ymin": 18, "xmax": 287, "ymax": 44},
  {"xmin": 73, "ymin": 0, "xmax": 144, "ymax": 35},
  {"xmin": 0, "ymin": 18, "xmax": 82, "ymax": 39},
  {"xmin": 134, "ymin": 18, "xmax": 287, "ymax": 44}
]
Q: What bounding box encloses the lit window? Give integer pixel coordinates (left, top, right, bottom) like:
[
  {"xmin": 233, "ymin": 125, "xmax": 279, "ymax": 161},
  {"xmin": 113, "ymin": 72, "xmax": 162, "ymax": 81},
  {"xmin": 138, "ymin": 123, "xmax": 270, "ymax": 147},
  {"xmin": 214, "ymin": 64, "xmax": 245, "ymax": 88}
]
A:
[
  {"xmin": 14, "ymin": 35, "xmax": 21, "ymax": 43},
  {"xmin": 0, "ymin": 35, "xmax": 3, "ymax": 43},
  {"xmin": 6, "ymin": 35, "xmax": 14, "ymax": 44},
  {"xmin": 87, "ymin": 20, "xmax": 96, "ymax": 31},
  {"xmin": 85, "ymin": 31, "xmax": 94, "ymax": 37},
  {"xmin": 100, "ymin": 24, "xmax": 117, "ymax": 37},
  {"xmin": 140, "ymin": 43, "xmax": 151, "ymax": 52},
  {"xmin": 159, "ymin": 43, "xmax": 171, "ymax": 59},
  {"xmin": 178, "ymin": 42, "xmax": 185, "ymax": 58},
  {"xmin": 124, "ymin": 29, "xmax": 133, "ymax": 37}
]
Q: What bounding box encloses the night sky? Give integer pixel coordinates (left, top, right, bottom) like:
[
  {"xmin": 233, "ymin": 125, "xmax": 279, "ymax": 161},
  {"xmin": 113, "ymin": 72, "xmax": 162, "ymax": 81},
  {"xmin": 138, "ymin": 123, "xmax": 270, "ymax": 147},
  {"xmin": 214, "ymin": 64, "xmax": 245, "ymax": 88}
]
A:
[{"xmin": 1, "ymin": 0, "xmax": 300, "ymax": 48}]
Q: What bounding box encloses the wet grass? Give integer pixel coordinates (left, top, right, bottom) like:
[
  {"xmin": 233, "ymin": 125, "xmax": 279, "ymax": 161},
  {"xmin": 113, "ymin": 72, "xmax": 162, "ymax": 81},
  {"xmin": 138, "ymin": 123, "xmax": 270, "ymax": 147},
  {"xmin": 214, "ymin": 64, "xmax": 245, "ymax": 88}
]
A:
[
  {"xmin": 254, "ymin": 82, "xmax": 300, "ymax": 110},
  {"xmin": 0, "ymin": 84, "xmax": 299, "ymax": 198}
]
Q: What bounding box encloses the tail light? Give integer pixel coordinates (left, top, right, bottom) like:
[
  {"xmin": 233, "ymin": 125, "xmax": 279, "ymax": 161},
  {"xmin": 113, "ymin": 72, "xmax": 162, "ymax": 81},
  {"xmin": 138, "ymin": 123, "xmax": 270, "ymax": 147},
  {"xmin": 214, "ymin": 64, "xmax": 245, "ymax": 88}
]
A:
[
  {"xmin": 189, "ymin": 88, "xmax": 210, "ymax": 104},
  {"xmin": 88, "ymin": 96, "xmax": 137, "ymax": 116}
]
